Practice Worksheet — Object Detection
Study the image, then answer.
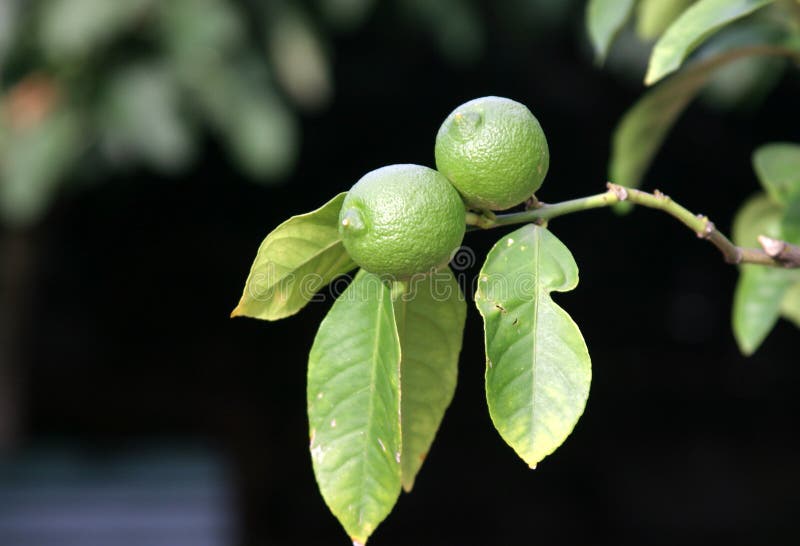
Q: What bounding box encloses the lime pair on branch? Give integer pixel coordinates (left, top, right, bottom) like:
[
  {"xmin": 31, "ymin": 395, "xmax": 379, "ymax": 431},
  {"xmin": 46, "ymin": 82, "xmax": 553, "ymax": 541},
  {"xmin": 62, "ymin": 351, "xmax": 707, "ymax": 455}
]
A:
[{"xmin": 339, "ymin": 96, "xmax": 550, "ymax": 277}]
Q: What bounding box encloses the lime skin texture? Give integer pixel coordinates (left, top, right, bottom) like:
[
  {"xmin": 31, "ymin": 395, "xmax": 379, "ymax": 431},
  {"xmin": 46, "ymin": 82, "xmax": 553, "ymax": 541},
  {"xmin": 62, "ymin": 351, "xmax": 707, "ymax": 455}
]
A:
[
  {"xmin": 338, "ymin": 164, "xmax": 466, "ymax": 278},
  {"xmin": 435, "ymin": 96, "xmax": 549, "ymax": 211}
]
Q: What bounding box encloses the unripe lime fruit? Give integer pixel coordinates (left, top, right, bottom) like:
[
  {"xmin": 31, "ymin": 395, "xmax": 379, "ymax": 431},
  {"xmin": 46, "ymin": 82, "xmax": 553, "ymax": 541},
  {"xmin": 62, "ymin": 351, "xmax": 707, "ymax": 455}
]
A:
[
  {"xmin": 338, "ymin": 164, "xmax": 466, "ymax": 277},
  {"xmin": 435, "ymin": 96, "xmax": 549, "ymax": 211}
]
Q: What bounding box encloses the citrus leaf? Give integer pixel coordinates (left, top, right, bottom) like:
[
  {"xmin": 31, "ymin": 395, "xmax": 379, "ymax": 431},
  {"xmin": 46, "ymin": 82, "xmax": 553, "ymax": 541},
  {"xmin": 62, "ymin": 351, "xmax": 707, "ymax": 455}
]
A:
[
  {"xmin": 393, "ymin": 268, "xmax": 466, "ymax": 492},
  {"xmin": 99, "ymin": 63, "xmax": 194, "ymax": 172},
  {"xmin": 307, "ymin": 269, "xmax": 402, "ymax": 545},
  {"xmin": 318, "ymin": 0, "xmax": 376, "ymax": 31},
  {"xmin": 781, "ymin": 282, "xmax": 800, "ymax": 328},
  {"xmin": 268, "ymin": 6, "xmax": 332, "ymax": 111},
  {"xmin": 732, "ymin": 193, "xmax": 783, "ymax": 248},
  {"xmin": 476, "ymin": 225, "xmax": 591, "ymax": 468},
  {"xmin": 231, "ymin": 193, "xmax": 356, "ymax": 321},
  {"xmin": 223, "ymin": 74, "xmax": 299, "ymax": 181},
  {"xmin": 732, "ymin": 265, "xmax": 794, "ymax": 355},
  {"xmin": 158, "ymin": 0, "xmax": 244, "ymax": 64},
  {"xmin": 0, "ymin": 108, "xmax": 82, "ymax": 228},
  {"xmin": 185, "ymin": 54, "xmax": 299, "ymax": 181},
  {"xmin": 697, "ymin": 21, "xmax": 788, "ymax": 110},
  {"xmin": 39, "ymin": 0, "xmax": 153, "ymax": 61},
  {"xmin": 586, "ymin": 0, "xmax": 636, "ymax": 63},
  {"xmin": 645, "ymin": 0, "xmax": 776, "ymax": 85},
  {"xmin": 636, "ymin": 0, "xmax": 695, "ymax": 41},
  {"xmin": 781, "ymin": 193, "xmax": 800, "ymax": 244},
  {"xmin": 752, "ymin": 142, "xmax": 800, "ymax": 205},
  {"xmin": 0, "ymin": 0, "xmax": 19, "ymax": 72},
  {"xmin": 610, "ymin": 46, "xmax": 794, "ymax": 189},
  {"xmin": 402, "ymin": 0, "xmax": 485, "ymax": 66},
  {"xmin": 731, "ymin": 193, "xmax": 800, "ymax": 354}
]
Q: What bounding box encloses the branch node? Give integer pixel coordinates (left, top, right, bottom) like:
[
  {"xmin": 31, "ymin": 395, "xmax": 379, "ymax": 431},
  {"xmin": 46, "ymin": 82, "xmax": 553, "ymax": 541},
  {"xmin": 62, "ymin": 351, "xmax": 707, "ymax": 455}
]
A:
[
  {"xmin": 606, "ymin": 182, "xmax": 628, "ymax": 201},
  {"xmin": 524, "ymin": 195, "xmax": 541, "ymax": 210},
  {"xmin": 653, "ymin": 189, "xmax": 670, "ymax": 202},
  {"xmin": 695, "ymin": 214, "xmax": 717, "ymax": 239},
  {"xmin": 694, "ymin": 215, "xmax": 715, "ymax": 239},
  {"xmin": 727, "ymin": 247, "xmax": 743, "ymax": 265}
]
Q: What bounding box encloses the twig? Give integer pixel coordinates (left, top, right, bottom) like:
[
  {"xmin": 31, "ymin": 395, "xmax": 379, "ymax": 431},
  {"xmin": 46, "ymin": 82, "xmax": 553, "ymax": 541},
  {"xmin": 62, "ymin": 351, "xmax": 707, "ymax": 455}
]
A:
[{"xmin": 465, "ymin": 182, "xmax": 800, "ymax": 269}]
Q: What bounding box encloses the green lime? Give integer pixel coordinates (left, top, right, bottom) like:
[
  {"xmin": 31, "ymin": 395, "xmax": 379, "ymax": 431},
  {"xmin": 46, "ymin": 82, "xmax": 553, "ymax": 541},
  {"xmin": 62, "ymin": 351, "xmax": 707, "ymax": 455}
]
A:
[
  {"xmin": 339, "ymin": 164, "xmax": 466, "ymax": 277},
  {"xmin": 435, "ymin": 96, "xmax": 549, "ymax": 211}
]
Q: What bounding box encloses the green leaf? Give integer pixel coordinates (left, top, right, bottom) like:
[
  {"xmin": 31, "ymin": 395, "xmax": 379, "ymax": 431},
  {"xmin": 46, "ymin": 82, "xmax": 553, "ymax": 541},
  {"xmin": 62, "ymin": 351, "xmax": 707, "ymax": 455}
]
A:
[
  {"xmin": 781, "ymin": 193, "xmax": 800, "ymax": 244},
  {"xmin": 697, "ymin": 21, "xmax": 788, "ymax": 111},
  {"xmin": 731, "ymin": 193, "xmax": 800, "ymax": 354},
  {"xmin": 781, "ymin": 282, "xmax": 800, "ymax": 328},
  {"xmin": 39, "ymin": 0, "xmax": 153, "ymax": 61},
  {"xmin": 268, "ymin": 6, "xmax": 333, "ymax": 111},
  {"xmin": 231, "ymin": 193, "xmax": 356, "ymax": 321},
  {"xmin": 476, "ymin": 225, "xmax": 591, "ymax": 468},
  {"xmin": 318, "ymin": 0, "xmax": 376, "ymax": 31},
  {"xmin": 636, "ymin": 0, "xmax": 695, "ymax": 41},
  {"xmin": 732, "ymin": 265, "xmax": 794, "ymax": 355},
  {"xmin": 586, "ymin": 0, "xmax": 636, "ymax": 63},
  {"xmin": 732, "ymin": 193, "xmax": 783, "ymax": 248},
  {"xmin": 752, "ymin": 142, "xmax": 800, "ymax": 205},
  {"xmin": 211, "ymin": 63, "xmax": 299, "ymax": 181},
  {"xmin": 645, "ymin": 0, "xmax": 775, "ymax": 85},
  {"xmin": 307, "ymin": 269, "xmax": 402, "ymax": 545},
  {"xmin": 99, "ymin": 63, "xmax": 194, "ymax": 172},
  {"xmin": 610, "ymin": 47, "xmax": 793, "ymax": 189},
  {"xmin": 0, "ymin": 0, "xmax": 19, "ymax": 72},
  {"xmin": 0, "ymin": 108, "xmax": 83, "ymax": 228},
  {"xmin": 402, "ymin": 0, "xmax": 485, "ymax": 66},
  {"xmin": 393, "ymin": 268, "xmax": 466, "ymax": 491},
  {"xmin": 158, "ymin": 0, "xmax": 244, "ymax": 64}
]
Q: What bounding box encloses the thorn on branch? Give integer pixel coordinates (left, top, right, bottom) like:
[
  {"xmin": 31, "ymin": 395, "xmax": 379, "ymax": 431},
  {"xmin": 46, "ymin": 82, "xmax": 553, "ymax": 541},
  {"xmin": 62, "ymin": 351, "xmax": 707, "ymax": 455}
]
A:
[
  {"xmin": 653, "ymin": 189, "xmax": 670, "ymax": 202},
  {"xmin": 758, "ymin": 235, "xmax": 784, "ymax": 257},
  {"xmin": 758, "ymin": 236, "xmax": 800, "ymax": 267}
]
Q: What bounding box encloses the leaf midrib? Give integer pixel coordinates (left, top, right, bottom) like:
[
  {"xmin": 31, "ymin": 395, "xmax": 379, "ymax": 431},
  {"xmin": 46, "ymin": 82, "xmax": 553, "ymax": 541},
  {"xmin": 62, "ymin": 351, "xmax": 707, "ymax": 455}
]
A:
[
  {"xmin": 395, "ymin": 297, "xmax": 418, "ymax": 488},
  {"xmin": 260, "ymin": 237, "xmax": 347, "ymax": 289},
  {"xmin": 356, "ymin": 281, "xmax": 391, "ymax": 534},
  {"xmin": 529, "ymin": 227, "xmax": 540, "ymax": 460}
]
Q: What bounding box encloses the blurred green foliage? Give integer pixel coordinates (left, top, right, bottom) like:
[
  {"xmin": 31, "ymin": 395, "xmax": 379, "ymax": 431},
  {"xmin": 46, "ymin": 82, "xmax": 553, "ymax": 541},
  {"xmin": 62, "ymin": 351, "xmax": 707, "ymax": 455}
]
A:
[
  {"xmin": 0, "ymin": 0, "xmax": 313, "ymax": 227},
  {"xmin": 587, "ymin": 0, "xmax": 800, "ymax": 354},
  {"xmin": 3, "ymin": 0, "xmax": 562, "ymax": 229},
  {"xmin": 0, "ymin": 0, "xmax": 588, "ymax": 229},
  {"xmin": 5, "ymin": 0, "xmax": 794, "ymax": 231},
  {"xmin": 596, "ymin": 0, "xmax": 800, "ymax": 190},
  {"xmin": 0, "ymin": 0, "xmax": 459, "ymax": 229}
]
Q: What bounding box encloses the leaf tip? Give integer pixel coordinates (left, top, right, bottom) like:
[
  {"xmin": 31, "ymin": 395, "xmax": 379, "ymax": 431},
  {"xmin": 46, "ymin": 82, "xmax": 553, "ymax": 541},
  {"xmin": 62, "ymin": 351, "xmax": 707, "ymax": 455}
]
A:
[
  {"xmin": 524, "ymin": 453, "xmax": 546, "ymax": 469},
  {"xmin": 593, "ymin": 52, "xmax": 607, "ymax": 68},
  {"xmin": 733, "ymin": 328, "xmax": 759, "ymax": 356},
  {"xmin": 736, "ymin": 339, "xmax": 757, "ymax": 357}
]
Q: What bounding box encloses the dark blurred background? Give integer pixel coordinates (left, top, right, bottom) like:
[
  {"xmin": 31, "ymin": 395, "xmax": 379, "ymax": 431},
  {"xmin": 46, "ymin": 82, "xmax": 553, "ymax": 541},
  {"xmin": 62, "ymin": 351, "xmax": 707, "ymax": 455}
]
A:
[{"xmin": 1, "ymin": 1, "xmax": 799, "ymax": 545}]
